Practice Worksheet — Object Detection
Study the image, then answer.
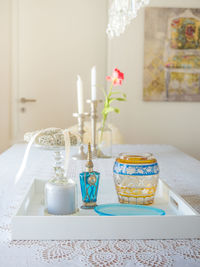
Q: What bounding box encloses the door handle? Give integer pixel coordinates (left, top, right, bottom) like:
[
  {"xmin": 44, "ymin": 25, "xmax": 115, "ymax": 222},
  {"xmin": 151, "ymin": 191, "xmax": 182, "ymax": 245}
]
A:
[{"xmin": 20, "ymin": 97, "xmax": 37, "ymax": 103}]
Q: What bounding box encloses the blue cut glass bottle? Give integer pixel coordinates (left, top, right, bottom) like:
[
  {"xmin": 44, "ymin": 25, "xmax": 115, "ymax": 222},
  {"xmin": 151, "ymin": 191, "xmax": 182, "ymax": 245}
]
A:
[{"xmin": 80, "ymin": 143, "xmax": 100, "ymax": 209}]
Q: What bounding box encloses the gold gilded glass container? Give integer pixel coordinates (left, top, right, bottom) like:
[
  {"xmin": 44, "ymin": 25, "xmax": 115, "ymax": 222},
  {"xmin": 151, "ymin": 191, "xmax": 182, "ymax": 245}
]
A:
[{"xmin": 113, "ymin": 153, "xmax": 159, "ymax": 205}]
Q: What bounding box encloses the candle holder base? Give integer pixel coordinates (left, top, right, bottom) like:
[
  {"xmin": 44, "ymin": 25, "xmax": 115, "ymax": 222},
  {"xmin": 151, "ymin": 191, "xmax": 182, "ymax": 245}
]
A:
[
  {"xmin": 72, "ymin": 112, "xmax": 89, "ymax": 161},
  {"xmin": 97, "ymin": 149, "xmax": 112, "ymax": 158},
  {"xmin": 91, "ymin": 145, "xmax": 98, "ymax": 159},
  {"xmin": 72, "ymin": 145, "xmax": 87, "ymax": 160}
]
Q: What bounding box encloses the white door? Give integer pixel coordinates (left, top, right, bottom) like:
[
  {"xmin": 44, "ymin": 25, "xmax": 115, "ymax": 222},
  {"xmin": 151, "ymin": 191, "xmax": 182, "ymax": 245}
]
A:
[{"xmin": 12, "ymin": 0, "xmax": 107, "ymax": 143}]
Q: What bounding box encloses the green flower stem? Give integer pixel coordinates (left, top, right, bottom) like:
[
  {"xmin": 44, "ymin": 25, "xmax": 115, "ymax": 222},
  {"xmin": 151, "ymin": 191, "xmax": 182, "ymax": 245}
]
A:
[
  {"xmin": 99, "ymin": 82, "xmax": 126, "ymax": 149},
  {"xmin": 99, "ymin": 84, "xmax": 113, "ymax": 145},
  {"xmin": 99, "ymin": 114, "xmax": 107, "ymax": 145}
]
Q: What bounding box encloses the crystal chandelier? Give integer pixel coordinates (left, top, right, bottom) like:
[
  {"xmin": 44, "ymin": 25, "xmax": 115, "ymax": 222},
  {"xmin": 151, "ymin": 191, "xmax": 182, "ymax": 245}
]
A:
[{"xmin": 107, "ymin": 0, "xmax": 150, "ymax": 39}]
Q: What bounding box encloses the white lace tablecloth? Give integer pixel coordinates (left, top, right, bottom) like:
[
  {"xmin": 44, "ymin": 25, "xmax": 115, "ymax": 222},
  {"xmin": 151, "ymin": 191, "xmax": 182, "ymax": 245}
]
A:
[{"xmin": 0, "ymin": 144, "xmax": 200, "ymax": 267}]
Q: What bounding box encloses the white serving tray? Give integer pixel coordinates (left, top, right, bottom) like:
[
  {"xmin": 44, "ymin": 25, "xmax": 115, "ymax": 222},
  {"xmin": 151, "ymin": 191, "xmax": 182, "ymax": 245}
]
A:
[{"xmin": 11, "ymin": 178, "xmax": 200, "ymax": 240}]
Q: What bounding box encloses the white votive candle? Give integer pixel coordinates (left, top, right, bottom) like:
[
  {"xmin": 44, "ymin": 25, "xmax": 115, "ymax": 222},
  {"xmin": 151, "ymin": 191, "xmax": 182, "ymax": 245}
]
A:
[
  {"xmin": 91, "ymin": 66, "xmax": 97, "ymax": 100},
  {"xmin": 45, "ymin": 179, "xmax": 77, "ymax": 215},
  {"xmin": 77, "ymin": 75, "xmax": 84, "ymax": 113}
]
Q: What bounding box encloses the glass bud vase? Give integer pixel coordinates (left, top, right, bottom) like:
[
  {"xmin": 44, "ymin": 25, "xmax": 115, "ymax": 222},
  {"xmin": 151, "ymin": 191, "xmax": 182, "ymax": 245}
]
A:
[{"xmin": 97, "ymin": 122, "xmax": 112, "ymax": 158}]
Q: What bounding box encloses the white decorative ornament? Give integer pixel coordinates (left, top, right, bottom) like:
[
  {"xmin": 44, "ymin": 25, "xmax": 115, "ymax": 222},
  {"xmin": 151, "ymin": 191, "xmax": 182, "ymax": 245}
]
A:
[
  {"xmin": 107, "ymin": 0, "xmax": 150, "ymax": 39},
  {"xmin": 24, "ymin": 128, "xmax": 78, "ymax": 147}
]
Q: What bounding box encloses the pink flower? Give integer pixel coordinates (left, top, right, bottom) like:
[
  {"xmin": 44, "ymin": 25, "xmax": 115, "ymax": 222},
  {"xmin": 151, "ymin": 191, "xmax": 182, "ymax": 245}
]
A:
[{"xmin": 106, "ymin": 68, "xmax": 124, "ymax": 86}]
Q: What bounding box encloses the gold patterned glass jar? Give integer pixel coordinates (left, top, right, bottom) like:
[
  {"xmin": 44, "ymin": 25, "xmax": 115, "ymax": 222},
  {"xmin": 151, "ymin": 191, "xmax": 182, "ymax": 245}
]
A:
[{"xmin": 113, "ymin": 153, "xmax": 159, "ymax": 205}]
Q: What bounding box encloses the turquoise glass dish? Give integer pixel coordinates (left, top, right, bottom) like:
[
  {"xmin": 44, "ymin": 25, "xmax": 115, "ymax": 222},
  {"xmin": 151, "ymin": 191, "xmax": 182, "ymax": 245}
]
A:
[{"xmin": 94, "ymin": 203, "xmax": 165, "ymax": 216}]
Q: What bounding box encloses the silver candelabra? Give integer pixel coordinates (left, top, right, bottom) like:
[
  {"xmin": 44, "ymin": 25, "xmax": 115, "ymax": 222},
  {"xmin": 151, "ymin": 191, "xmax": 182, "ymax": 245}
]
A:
[
  {"xmin": 72, "ymin": 112, "xmax": 89, "ymax": 160},
  {"xmin": 87, "ymin": 99, "xmax": 102, "ymax": 158}
]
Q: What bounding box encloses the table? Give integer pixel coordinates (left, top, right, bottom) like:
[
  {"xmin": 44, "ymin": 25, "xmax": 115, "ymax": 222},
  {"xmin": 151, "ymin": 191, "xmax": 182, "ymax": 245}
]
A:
[{"xmin": 0, "ymin": 144, "xmax": 200, "ymax": 267}]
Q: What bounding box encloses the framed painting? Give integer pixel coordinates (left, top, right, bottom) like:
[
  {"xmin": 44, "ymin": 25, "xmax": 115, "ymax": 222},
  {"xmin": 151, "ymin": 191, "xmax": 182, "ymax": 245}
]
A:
[{"xmin": 143, "ymin": 7, "xmax": 200, "ymax": 101}]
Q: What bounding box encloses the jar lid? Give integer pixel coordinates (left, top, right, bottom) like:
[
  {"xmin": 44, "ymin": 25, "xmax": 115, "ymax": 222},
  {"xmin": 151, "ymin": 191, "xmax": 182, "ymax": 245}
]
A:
[{"xmin": 116, "ymin": 153, "xmax": 157, "ymax": 164}]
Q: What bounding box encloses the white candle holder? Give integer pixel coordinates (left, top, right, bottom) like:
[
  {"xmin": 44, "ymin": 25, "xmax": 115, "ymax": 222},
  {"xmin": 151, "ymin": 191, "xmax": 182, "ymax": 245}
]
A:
[
  {"xmin": 72, "ymin": 112, "xmax": 89, "ymax": 160},
  {"xmin": 87, "ymin": 99, "xmax": 102, "ymax": 158},
  {"xmin": 39, "ymin": 145, "xmax": 78, "ymax": 215}
]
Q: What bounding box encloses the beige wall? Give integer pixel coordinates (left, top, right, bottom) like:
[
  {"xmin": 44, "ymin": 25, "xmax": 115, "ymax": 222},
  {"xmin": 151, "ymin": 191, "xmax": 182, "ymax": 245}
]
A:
[
  {"xmin": 0, "ymin": 0, "xmax": 11, "ymax": 153},
  {"xmin": 108, "ymin": 0, "xmax": 200, "ymax": 160}
]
